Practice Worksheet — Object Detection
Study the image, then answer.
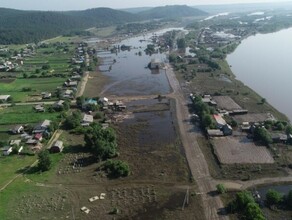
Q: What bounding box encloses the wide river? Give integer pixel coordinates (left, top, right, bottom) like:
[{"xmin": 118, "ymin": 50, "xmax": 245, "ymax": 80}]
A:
[{"xmin": 227, "ymin": 28, "xmax": 292, "ymax": 122}]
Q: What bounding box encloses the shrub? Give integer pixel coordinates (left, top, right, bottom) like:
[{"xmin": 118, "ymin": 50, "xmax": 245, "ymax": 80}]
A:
[{"xmin": 104, "ymin": 160, "xmax": 130, "ymax": 178}]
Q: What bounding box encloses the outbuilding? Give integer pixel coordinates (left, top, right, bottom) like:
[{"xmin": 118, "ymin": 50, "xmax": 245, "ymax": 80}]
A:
[{"xmin": 50, "ymin": 140, "xmax": 64, "ymax": 153}]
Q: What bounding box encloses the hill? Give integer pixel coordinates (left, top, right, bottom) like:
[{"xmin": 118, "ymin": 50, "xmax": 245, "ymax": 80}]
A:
[
  {"xmin": 138, "ymin": 5, "xmax": 208, "ymax": 19},
  {"xmin": 120, "ymin": 7, "xmax": 153, "ymax": 14},
  {"xmin": 0, "ymin": 7, "xmax": 139, "ymax": 44}
]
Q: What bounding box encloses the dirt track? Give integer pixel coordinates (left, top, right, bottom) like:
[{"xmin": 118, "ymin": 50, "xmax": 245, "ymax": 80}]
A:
[{"xmin": 165, "ymin": 64, "xmax": 229, "ymax": 220}]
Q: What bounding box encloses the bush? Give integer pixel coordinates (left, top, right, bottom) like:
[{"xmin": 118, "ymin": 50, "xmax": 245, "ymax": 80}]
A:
[
  {"xmin": 104, "ymin": 160, "xmax": 130, "ymax": 178},
  {"xmin": 266, "ymin": 189, "xmax": 283, "ymax": 207},
  {"xmin": 216, "ymin": 184, "xmax": 227, "ymax": 194}
]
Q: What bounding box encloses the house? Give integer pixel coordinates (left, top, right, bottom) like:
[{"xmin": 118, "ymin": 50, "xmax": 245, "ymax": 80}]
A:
[
  {"xmin": 41, "ymin": 92, "xmax": 52, "ymax": 99},
  {"xmin": 81, "ymin": 114, "xmax": 94, "ymax": 126},
  {"xmin": 26, "ymin": 139, "xmax": 39, "ymax": 145},
  {"xmin": 34, "ymin": 133, "xmax": 43, "ymax": 141},
  {"xmin": 64, "ymin": 80, "xmax": 78, "ymax": 87},
  {"xmin": 62, "ymin": 89, "xmax": 74, "ymax": 99},
  {"xmin": 0, "ymin": 95, "xmax": 10, "ymax": 102},
  {"xmin": 11, "ymin": 125, "xmax": 24, "ymax": 134},
  {"xmin": 222, "ymin": 124, "xmax": 233, "ymax": 136},
  {"xmin": 271, "ymin": 133, "xmax": 288, "ymax": 143},
  {"xmin": 34, "ymin": 104, "xmax": 45, "ymax": 112},
  {"xmin": 149, "ymin": 58, "xmax": 163, "ymax": 69},
  {"xmin": 213, "ymin": 114, "xmax": 227, "ymax": 129},
  {"xmin": 53, "ymin": 100, "xmax": 65, "ymax": 109},
  {"xmin": 2, "ymin": 146, "xmax": 13, "ymax": 156},
  {"xmin": 50, "ymin": 140, "xmax": 64, "ymax": 153},
  {"xmin": 10, "ymin": 139, "xmax": 21, "ymax": 146},
  {"xmin": 241, "ymin": 122, "xmax": 251, "ymax": 131},
  {"xmin": 33, "ymin": 120, "xmax": 51, "ymax": 133},
  {"xmin": 207, "ymin": 129, "xmax": 224, "ymax": 137},
  {"xmin": 99, "ymin": 97, "xmax": 109, "ymax": 104}
]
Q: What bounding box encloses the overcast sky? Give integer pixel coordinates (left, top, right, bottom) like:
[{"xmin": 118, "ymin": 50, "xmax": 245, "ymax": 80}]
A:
[{"xmin": 0, "ymin": 0, "xmax": 291, "ymax": 11}]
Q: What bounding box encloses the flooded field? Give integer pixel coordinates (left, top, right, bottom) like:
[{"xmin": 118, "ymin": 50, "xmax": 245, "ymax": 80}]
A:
[
  {"xmin": 97, "ymin": 28, "xmax": 183, "ymax": 96},
  {"xmin": 116, "ymin": 98, "xmax": 189, "ymax": 182}
]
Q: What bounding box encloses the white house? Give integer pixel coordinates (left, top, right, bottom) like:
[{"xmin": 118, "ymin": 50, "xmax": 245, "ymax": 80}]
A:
[{"xmin": 81, "ymin": 114, "xmax": 94, "ymax": 126}]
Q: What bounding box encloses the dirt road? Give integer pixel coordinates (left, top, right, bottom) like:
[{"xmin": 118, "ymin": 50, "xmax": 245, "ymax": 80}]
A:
[
  {"xmin": 165, "ymin": 64, "xmax": 228, "ymax": 220},
  {"xmin": 76, "ymin": 71, "xmax": 89, "ymax": 98}
]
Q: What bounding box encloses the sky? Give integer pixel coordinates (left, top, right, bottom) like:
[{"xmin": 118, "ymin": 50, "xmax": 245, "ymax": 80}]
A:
[{"xmin": 0, "ymin": 0, "xmax": 292, "ymax": 11}]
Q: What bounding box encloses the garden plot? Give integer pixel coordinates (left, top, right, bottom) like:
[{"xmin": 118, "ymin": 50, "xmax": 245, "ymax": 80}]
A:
[
  {"xmin": 57, "ymin": 153, "xmax": 92, "ymax": 175},
  {"xmin": 233, "ymin": 113, "xmax": 275, "ymax": 124},
  {"xmin": 212, "ymin": 96, "xmax": 242, "ymax": 110},
  {"xmin": 213, "ymin": 136, "xmax": 274, "ymax": 164}
]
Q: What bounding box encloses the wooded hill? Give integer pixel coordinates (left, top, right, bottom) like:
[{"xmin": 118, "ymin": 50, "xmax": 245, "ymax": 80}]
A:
[
  {"xmin": 138, "ymin": 5, "xmax": 208, "ymax": 19},
  {"xmin": 0, "ymin": 5, "xmax": 207, "ymax": 44}
]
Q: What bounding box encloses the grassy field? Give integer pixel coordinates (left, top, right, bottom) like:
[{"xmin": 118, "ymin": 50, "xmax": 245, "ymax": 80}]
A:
[
  {"xmin": 0, "ymin": 155, "xmax": 36, "ymax": 189},
  {"xmin": 0, "ymin": 78, "xmax": 65, "ymax": 102},
  {"xmin": 0, "ymin": 105, "xmax": 60, "ymax": 125}
]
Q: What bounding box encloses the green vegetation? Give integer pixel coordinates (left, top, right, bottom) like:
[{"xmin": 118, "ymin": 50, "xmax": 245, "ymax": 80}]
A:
[
  {"xmin": 84, "ymin": 124, "xmax": 117, "ymax": 159},
  {"xmin": 216, "ymin": 184, "xmax": 227, "ymax": 194},
  {"xmin": 229, "ymin": 191, "xmax": 265, "ymax": 220},
  {"xmin": 266, "ymin": 189, "xmax": 283, "ymax": 207},
  {"xmin": 138, "ymin": 5, "xmax": 207, "ymax": 19},
  {"xmin": 104, "ymin": 160, "xmax": 130, "ymax": 178},
  {"xmin": 253, "ymin": 127, "xmax": 273, "ymax": 146},
  {"xmin": 38, "ymin": 150, "xmax": 52, "ymax": 172},
  {"xmin": 0, "ymin": 8, "xmax": 139, "ymax": 44}
]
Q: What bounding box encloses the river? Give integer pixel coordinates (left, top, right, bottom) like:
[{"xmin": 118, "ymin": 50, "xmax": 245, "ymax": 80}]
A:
[{"xmin": 227, "ymin": 28, "xmax": 292, "ymax": 122}]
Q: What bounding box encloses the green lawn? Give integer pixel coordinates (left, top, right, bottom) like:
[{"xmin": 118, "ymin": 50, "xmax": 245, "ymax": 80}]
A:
[
  {"xmin": 0, "ymin": 105, "xmax": 60, "ymax": 125},
  {"xmin": 0, "ymin": 78, "xmax": 65, "ymax": 102},
  {"xmin": 0, "ymin": 155, "xmax": 37, "ymax": 189}
]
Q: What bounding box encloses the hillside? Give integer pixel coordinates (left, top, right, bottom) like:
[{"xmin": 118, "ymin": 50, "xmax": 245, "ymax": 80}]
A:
[
  {"xmin": 138, "ymin": 5, "xmax": 208, "ymax": 19},
  {"xmin": 0, "ymin": 7, "xmax": 139, "ymax": 44}
]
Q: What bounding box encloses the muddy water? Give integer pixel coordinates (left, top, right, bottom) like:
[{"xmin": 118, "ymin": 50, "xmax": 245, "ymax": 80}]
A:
[
  {"xmin": 123, "ymin": 99, "xmax": 177, "ymax": 148},
  {"xmin": 97, "ymin": 28, "xmax": 184, "ymax": 96}
]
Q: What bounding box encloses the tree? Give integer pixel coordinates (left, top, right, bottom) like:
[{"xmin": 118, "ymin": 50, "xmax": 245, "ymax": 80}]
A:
[
  {"xmin": 266, "ymin": 189, "xmax": 283, "ymax": 206},
  {"xmin": 177, "ymin": 38, "xmax": 186, "ymax": 49},
  {"xmin": 104, "ymin": 160, "xmax": 130, "ymax": 177},
  {"xmin": 38, "ymin": 150, "xmax": 52, "ymax": 172},
  {"xmin": 234, "ymin": 191, "xmax": 255, "ymax": 210},
  {"xmin": 285, "ymin": 125, "xmax": 292, "ymax": 135},
  {"xmin": 76, "ymin": 96, "xmax": 85, "ymax": 108},
  {"xmin": 216, "ymin": 184, "xmax": 227, "ymax": 194},
  {"xmin": 245, "ymin": 202, "xmax": 265, "ymax": 220},
  {"xmin": 254, "ymin": 127, "xmax": 272, "ymax": 145},
  {"xmin": 202, "ymin": 113, "xmax": 213, "ymax": 128},
  {"xmin": 84, "ymin": 124, "xmax": 117, "ymax": 159}
]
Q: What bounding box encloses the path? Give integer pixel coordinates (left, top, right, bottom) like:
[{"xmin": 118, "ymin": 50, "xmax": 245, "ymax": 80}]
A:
[
  {"xmin": 218, "ymin": 176, "xmax": 292, "ymax": 191},
  {"xmin": 165, "ymin": 64, "xmax": 228, "ymax": 220},
  {"xmin": 76, "ymin": 71, "xmax": 89, "ymax": 98}
]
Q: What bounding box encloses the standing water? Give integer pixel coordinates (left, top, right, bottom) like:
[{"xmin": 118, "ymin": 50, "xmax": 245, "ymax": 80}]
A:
[{"xmin": 97, "ymin": 28, "xmax": 184, "ymax": 96}]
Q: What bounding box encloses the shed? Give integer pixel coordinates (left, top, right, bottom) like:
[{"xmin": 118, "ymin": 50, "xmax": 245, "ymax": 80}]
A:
[
  {"xmin": 207, "ymin": 129, "xmax": 224, "ymax": 137},
  {"xmin": 2, "ymin": 146, "xmax": 13, "ymax": 156},
  {"xmin": 50, "ymin": 140, "xmax": 64, "ymax": 153},
  {"xmin": 0, "ymin": 95, "xmax": 10, "ymax": 102},
  {"xmin": 11, "ymin": 125, "xmax": 24, "ymax": 134},
  {"xmin": 222, "ymin": 124, "xmax": 233, "ymax": 136}
]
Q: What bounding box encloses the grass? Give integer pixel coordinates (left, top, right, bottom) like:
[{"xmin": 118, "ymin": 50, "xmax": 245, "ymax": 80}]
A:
[
  {"xmin": 0, "ymin": 105, "xmax": 61, "ymax": 125},
  {"xmin": 0, "ymin": 78, "xmax": 65, "ymax": 102},
  {"xmin": 0, "ymin": 155, "xmax": 36, "ymax": 189}
]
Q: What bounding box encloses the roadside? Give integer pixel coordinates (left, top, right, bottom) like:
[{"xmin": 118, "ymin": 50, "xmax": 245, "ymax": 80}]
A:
[{"xmin": 165, "ymin": 64, "xmax": 228, "ymax": 220}]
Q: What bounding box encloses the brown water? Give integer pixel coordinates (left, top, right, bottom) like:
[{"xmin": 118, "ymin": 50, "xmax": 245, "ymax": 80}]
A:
[
  {"xmin": 97, "ymin": 28, "xmax": 184, "ymax": 96},
  {"xmin": 227, "ymin": 28, "xmax": 292, "ymax": 121}
]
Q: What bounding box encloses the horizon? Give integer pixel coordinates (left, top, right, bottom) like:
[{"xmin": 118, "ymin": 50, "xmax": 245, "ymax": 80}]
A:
[{"xmin": 0, "ymin": 0, "xmax": 292, "ymax": 11}]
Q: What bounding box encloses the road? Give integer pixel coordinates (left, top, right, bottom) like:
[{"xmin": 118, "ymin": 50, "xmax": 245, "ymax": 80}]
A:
[{"xmin": 165, "ymin": 64, "xmax": 228, "ymax": 220}]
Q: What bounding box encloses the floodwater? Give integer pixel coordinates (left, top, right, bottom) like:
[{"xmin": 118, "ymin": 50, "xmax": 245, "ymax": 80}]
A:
[
  {"xmin": 227, "ymin": 28, "xmax": 292, "ymax": 121},
  {"xmin": 123, "ymin": 99, "xmax": 177, "ymax": 148},
  {"xmin": 255, "ymin": 184, "xmax": 292, "ymax": 200},
  {"xmin": 97, "ymin": 28, "xmax": 184, "ymax": 96}
]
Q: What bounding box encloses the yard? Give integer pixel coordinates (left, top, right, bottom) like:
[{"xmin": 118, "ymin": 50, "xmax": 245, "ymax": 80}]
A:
[
  {"xmin": 0, "ymin": 78, "xmax": 65, "ymax": 102},
  {"xmin": 212, "ymin": 136, "xmax": 274, "ymax": 164},
  {"xmin": 0, "ymin": 105, "xmax": 60, "ymax": 125}
]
